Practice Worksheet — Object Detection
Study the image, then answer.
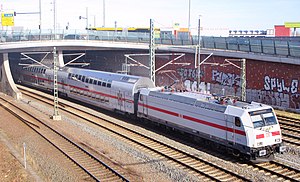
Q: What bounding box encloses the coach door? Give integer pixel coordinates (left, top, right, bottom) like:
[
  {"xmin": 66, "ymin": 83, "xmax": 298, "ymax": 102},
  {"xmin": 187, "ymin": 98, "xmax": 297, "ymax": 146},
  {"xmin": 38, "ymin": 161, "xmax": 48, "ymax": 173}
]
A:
[
  {"xmin": 117, "ymin": 90, "xmax": 125, "ymax": 111},
  {"xmin": 140, "ymin": 94, "xmax": 148, "ymax": 116},
  {"xmin": 226, "ymin": 115, "xmax": 235, "ymax": 144},
  {"xmin": 61, "ymin": 79, "xmax": 66, "ymax": 93}
]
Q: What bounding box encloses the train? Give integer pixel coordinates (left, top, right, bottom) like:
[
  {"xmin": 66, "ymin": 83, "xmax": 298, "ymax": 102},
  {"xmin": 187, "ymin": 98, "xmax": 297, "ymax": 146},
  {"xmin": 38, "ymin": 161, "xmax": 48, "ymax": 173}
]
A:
[{"xmin": 16, "ymin": 65, "xmax": 286, "ymax": 162}]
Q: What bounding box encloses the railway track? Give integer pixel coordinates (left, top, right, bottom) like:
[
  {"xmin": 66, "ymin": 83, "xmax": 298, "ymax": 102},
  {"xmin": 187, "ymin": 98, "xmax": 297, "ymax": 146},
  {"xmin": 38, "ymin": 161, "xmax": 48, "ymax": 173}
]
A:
[
  {"xmin": 249, "ymin": 160, "xmax": 300, "ymax": 181},
  {"xmin": 276, "ymin": 115, "xmax": 300, "ymax": 147},
  {"xmin": 18, "ymin": 85, "xmax": 251, "ymax": 181},
  {"xmin": 0, "ymin": 95, "xmax": 128, "ymax": 182},
  {"xmin": 277, "ymin": 115, "xmax": 300, "ymax": 126}
]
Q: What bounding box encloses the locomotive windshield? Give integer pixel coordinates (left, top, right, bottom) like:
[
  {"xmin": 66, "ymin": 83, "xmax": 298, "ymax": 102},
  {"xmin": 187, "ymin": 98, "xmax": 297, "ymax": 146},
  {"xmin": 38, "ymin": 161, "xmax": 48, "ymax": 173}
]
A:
[{"xmin": 249, "ymin": 109, "xmax": 278, "ymax": 128}]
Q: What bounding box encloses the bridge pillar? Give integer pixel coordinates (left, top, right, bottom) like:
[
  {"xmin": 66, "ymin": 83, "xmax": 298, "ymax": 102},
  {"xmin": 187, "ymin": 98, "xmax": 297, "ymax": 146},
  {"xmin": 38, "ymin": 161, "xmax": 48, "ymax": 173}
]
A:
[
  {"xmin": 0, "ymin": 53, "xmax": 22, "ymax": 100},
  {"xmin": 58, "ymin": 50, "xmax": 65, "ymax": 67}
]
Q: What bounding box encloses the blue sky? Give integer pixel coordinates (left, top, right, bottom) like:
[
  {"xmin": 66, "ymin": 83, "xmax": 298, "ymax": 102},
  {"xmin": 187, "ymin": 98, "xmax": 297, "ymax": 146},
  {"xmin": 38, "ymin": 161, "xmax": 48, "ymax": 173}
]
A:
[{"xmin": 1, "ymin": 0, "xmax": 299, "ymax": 33}]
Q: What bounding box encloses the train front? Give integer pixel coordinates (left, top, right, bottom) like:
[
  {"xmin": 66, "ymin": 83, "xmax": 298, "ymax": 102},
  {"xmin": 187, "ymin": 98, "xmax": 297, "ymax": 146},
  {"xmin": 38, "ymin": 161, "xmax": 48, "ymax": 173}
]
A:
[{"xmin": 245, "ymin": 102, "xmax": 286, "ymax": 162}]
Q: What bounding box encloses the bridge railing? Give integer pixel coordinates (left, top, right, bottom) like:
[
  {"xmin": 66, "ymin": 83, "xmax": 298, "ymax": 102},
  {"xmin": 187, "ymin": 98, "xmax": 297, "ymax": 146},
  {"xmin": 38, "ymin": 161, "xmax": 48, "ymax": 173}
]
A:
[{"xmin": 1, "ymin": 29, "xmax": 300, "ymax": 58}]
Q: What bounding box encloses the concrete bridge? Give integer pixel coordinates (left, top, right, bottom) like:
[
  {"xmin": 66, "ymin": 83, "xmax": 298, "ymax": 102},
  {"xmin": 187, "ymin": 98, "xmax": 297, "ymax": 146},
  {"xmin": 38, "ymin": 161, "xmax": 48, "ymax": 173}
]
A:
[{"xmin": 1, "ymin": 39, "xmax": 300, "ymax": 111}]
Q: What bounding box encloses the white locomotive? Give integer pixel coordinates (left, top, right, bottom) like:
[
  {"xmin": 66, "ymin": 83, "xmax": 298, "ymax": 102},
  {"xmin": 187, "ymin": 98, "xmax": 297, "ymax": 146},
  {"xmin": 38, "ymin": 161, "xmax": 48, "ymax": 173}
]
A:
[{"xmin": 17, "ymin": 66, "xmax": 286, "ymax": 161}]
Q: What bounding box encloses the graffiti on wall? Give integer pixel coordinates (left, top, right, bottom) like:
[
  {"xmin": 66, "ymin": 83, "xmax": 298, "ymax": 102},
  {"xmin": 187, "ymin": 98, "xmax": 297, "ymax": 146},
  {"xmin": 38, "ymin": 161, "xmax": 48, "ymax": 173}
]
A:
[
  {"xmin": 290, "ymin": 94, "xmax": 300, "ymax": 109},
  {"xmin": 264, "ymin": 75, "xmax": 298, "ymax": 94},
  {"xmin": 212, "ymin": 70, "xmax": 240, "ymax": 87},
  {"xmin": 177, "ymin": 68, "xmax": 210, "ymax": 92},
  {"xmin": 177, "ymin": 68, "xmax": 201, "ymax": 80},
  {"xmin": 176, "ymin": 68, "xmax": 300, "ymax": 110}
]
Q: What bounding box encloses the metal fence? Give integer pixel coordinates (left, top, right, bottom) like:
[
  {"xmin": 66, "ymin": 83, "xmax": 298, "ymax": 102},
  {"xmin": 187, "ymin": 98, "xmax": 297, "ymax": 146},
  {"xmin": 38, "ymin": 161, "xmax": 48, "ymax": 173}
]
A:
[{"xmin": 1, "ymin": 29, "xmax": 300, "ymax": 58}]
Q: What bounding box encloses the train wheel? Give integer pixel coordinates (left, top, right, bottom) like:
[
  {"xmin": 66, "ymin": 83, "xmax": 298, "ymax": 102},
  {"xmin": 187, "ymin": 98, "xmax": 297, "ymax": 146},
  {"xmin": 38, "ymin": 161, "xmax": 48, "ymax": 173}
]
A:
[{"xmin": 232, "ymin": 149, "xmax": 241, "ymax": 157}]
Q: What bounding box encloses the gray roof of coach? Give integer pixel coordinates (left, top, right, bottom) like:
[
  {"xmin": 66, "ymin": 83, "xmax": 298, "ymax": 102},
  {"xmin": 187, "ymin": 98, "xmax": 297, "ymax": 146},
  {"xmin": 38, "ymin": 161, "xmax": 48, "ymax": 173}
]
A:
[
  {"xmin": 148, "ymin": 91, "xmax": 227, "ymax": 113},
  {"xmin": 65, "ymin": 67, "xmax": 142, "ymax": 83}
]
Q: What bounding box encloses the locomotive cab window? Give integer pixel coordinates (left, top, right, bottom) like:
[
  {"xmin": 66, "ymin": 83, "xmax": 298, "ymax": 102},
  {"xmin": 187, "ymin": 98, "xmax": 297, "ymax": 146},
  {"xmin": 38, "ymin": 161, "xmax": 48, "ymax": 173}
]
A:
[
  {"xmin": 235, "ymin": 117, "xmax": 241, "ymax": 127},
  {"xmin": 249, "ymin": 109, "xmax": 278, "ymax": 128}
]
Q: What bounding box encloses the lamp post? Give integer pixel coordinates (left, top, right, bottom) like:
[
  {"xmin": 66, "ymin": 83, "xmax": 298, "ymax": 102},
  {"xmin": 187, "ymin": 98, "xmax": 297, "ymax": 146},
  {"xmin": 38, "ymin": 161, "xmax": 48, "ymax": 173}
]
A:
[
  {"xmin": 79, "ymin": 7, "xmax": 88, "ymax": 29},
  {"xmin": 53, "ymin": 0, "xmax": 56, "ymax": 39},
  {"xmin": 188, "ymin": 0, "xmax": 191, "ymax": 34},
  {"xmin": 102, "ymin": 0, "xmax": 105, "ymax": 27},
  {"xmin": 39, "ymin": 0, "xmax": 41, "ymax": 32}
]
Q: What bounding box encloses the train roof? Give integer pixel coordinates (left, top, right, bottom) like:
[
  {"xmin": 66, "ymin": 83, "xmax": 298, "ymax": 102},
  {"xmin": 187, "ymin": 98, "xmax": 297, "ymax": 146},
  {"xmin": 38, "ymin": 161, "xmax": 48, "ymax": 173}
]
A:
[
  {"xmin": 64, "ymin": 67, "xmax": 143, "ymax": 82},
  {"xmin": 143, "ymin": 88, "xmax": 272, "ymax": 113},
  {"xmin": 64, "ymin": 67, "xmax": 155, "ymax": 93}
]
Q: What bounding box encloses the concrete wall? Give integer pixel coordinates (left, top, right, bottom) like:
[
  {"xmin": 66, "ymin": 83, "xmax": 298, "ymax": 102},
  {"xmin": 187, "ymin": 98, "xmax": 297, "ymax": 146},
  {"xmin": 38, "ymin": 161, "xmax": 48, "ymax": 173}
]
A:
[
  {"xmin": 81, "ymin": 51, "xmax": 300, "ymax": 111},
  {"xmin": 0, "ymin": 53, "xmax": 22, "ymax": 99},
  {"xmin": 6, "ymin": 49, "xmax": 300, "ymax": 112}
]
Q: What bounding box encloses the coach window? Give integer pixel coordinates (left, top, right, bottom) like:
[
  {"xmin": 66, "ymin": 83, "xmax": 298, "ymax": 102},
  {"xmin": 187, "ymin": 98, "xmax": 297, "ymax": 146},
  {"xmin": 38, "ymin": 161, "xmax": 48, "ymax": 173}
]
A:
[
  {"xmin": 97, "ymin": 81, "xmax": 102, "ymax": 86},
  {"xmin": 85, "ymin": 78, "xmax": 89, "ymax": 83},
  {"xmin": 102, "ymin": 82, "xmax": 107, "ymax": 87},
  {"xmin": 107, "ymin": 83, "xmax": 111, "ymax": 88},
  {"xmin": 78, "ymin": 75, "xmax": 82, "ymax": 80},
  {"xmin": 235, "ymin": 117, "xmax": 241, "ymax": 127},
  {"xmin": 81, "ymin": 76, "xmax": 85, "ymax": 82},
  {"xmin": 89, "ymin": 79, "xmax": 93, "ymax": 84},
  {"xmin": 93, "ymin": 80, "xmax": 97, "ymax": 85}
]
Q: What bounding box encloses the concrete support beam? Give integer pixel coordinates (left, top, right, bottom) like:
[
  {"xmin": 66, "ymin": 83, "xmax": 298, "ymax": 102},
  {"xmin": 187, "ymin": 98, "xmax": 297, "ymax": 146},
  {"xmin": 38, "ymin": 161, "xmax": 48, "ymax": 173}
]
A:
[
  {"xmin": 57, "ymin": 50, "xmax": 65, "ymax": 67},
  {"xmin": 0, "ymin": 53, "xmax": 22, "ymax": 100}
]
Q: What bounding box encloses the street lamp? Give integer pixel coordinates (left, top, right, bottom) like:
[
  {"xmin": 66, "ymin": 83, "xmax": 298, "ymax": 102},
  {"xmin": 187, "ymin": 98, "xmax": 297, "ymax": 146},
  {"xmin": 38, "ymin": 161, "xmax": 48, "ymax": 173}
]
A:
[
  {"xmin": 188, "ymin": 0, "xmax": 191, "ymax": 33},
  {"xmin": 53, "ymin": 0, "xmax": 56, "ymax": 39},
  {"xmin": 79, "ymin": 7, "xmax": 88, "ymax": 29},
  {"xmin": 102, "ymin": 0, "xmax": 105, "ymax": 27},
  {"xmin": 39, "ymin": 0, "xmax": 41, "ymax": 31}
]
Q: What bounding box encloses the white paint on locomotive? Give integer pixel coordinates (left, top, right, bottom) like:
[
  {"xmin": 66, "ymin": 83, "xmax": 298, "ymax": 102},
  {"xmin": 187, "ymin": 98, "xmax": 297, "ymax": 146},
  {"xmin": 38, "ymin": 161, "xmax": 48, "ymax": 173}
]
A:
[{"xmin": 18, "ymin": 65, "xmax": 285, "ymax": 161}]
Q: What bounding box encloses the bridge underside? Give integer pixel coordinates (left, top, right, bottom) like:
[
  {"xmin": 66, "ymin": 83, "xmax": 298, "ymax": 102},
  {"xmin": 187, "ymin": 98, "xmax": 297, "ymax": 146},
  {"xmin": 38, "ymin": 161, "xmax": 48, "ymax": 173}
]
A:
[
  {"xmin": 0, "ymin": 53, "xmax": 22, "ymax": 99},
  {"xmin": 0, "ymin": 42, "xmax": 300, "ymax": 112}
]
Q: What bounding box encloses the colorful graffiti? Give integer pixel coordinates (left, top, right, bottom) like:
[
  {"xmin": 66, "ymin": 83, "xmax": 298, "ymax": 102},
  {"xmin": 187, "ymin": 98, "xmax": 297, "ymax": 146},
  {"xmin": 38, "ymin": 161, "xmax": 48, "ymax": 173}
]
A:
[
  {"xmin": 177, "ymin": 68, "xmax": 200, "ymax": 80},
  {"xmin": 264, "ymin": 75, "xmax": 298, "ymax": 94},
  {"xmin": 212, "ymin": 70, "xmax": 240, "ymax": 87},
  {"xmin": 176, "ymin": 68, "xmax": 300, "ymax": 110}
]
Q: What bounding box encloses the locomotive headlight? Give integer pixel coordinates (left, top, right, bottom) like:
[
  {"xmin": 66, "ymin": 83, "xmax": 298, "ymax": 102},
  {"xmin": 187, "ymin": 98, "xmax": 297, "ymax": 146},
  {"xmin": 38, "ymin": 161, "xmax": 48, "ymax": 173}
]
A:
[
  {"xmin": 259, "ymin": 150, "xmax": 267, "ymax": 156},
  {"xmin": 257, "ymin": 142, "xmax": 263, "ymax": 146},
  {"xmin": 275, "ymin": 138, "xmax": 281, "ymax": 142}
]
